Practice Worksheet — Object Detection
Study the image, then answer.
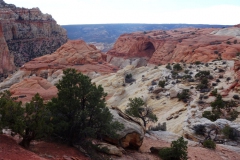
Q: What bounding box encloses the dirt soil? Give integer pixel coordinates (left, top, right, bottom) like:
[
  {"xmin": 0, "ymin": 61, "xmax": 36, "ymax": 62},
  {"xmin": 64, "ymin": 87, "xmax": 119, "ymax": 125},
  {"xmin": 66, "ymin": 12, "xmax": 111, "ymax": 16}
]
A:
[
  {"xmin": 2, "ymin": 133, "xmax": 240, "ymax": 160},
  {"xmin": 0, "ymin": 135, "xmax": 89, "ymax": 160}
]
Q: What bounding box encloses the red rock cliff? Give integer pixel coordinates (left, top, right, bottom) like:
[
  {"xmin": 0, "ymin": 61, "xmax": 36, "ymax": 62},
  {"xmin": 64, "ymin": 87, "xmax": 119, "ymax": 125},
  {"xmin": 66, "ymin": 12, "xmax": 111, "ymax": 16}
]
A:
[
  {"xmin": 0, "ymin": 0, "xmax": 67, "ymax": 75},
  {"xmin": 107, "ymin": 27, "xmax": 240, "ymax": 65}
]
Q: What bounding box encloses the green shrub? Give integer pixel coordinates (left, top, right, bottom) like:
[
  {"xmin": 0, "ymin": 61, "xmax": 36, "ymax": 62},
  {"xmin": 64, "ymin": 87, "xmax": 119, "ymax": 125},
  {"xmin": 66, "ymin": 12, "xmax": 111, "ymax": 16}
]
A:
[
  {"xmin": 125, "ymin": 73, "xmax": 132, "ymax": 79},
  {"xmin": 195, "ymin": 71, "xmax": 210, "ymax": 79},
  {"xmin": 236, "ymin": 52, "xmax": 240, "ymax": 56},
  {"xmin": 149, "ymin": 122, "xmax": 167, "ymax": 131},
  {"xmin": 196, "ymin": 78, "xmax": 209, "ymax": 90},
  {"xmin": 222, "ymin": 125, "xmax": 237, "ymax": 140},
  {"xmin": 184, "ymin": 70, "xmax": 189, "ymax": 74},
  {"xmin": 173, "ymin": 63, "xmax": 182, "ymax": 71},
  {"xmin": 211, "ymin": 89, "xmax": 218, "ymax": 97},
  {"xmin": 228, "ymin": 110, "xmax": 239, "ymax": 121},
  {"xmin": 203, "ymin": 140, "xmax": 216, "ymax": 149},
  {"xmin": 159, "ymin": 137, "xmax": 188, "ymax": 160},
  {"xmin": 158, "ymin": 80, "xmax": 166, "ymax": 88},
  {"xmin": 193, "ymin": 124, "xmax": 205, "ymax": 136},
  {"xmin": 195, "ymin": 61, "xmax": 201, "ymax": 65},
  {"xmin": 177, "ymin": 89, "xmax": 190, "ymax": 102},
  {"xmin": 202, "ymin": 111, "xmax": 220, "ymax": 121},
  {"xmin": 166, "ymin": 63, "xmax": 172, "ymax": 70}
]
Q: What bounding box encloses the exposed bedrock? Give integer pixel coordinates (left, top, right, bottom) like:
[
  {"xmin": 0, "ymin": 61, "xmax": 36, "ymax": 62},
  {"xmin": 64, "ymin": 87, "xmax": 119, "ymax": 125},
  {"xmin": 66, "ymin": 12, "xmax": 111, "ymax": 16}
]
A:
[
  {"xmin": 107, "ymin": 27, "xmax": 240, "ymax": 67},
  {"xmin": 0, "ymin": 0, "xmax": 67, "ymax": 75}
]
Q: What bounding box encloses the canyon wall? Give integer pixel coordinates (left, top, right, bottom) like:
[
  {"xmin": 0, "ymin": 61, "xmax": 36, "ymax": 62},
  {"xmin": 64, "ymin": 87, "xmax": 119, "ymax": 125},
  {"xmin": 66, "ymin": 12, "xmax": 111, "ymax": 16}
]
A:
[{"xmin": 0, "ymin": 0, "xmax": 67, "ymax": 76}]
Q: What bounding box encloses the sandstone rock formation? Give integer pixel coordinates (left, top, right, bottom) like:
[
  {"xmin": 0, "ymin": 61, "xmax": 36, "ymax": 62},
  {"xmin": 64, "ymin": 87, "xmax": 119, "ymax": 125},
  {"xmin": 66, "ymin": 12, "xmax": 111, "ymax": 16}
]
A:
[
  {"xmin": 0, "ymin": 0, "xmax": 67, "ymax": 75},
  {"xmin": 9, "ymin": 76, "xmax": 57, "ymax": 103},
  {"xmin": 106, "ymin": 107, "xmax": 145, "ymax": 149},
  {"xmin": 0, "ymin": 40, "xmax": 118, "ymax": 102},
  {"xmin": 107, "ymin": 28, "xmax": 240, "ymax": 67}
]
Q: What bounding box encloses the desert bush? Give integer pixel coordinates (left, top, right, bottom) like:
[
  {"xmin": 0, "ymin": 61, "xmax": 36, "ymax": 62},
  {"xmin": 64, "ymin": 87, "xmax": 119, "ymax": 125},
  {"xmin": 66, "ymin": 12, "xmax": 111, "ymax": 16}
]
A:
[
  {"xmin": 195, "ymin": 61, "xmax": 201, "ymax": 65},
  {"xmin": 203, "ymin": 140, "xmax": 216, "ymax": 149},
  {"xmin": 228, "ymin": 110, "xmax": 239, "ymax": 121},
  {"xmin": 234, "ymin": 40, "xmax": 237, "ymax": 44},
  {"xmin": 222, "ymin": 125, "xmax": 237, "ymax": 140},
  {"xmin": 193, "ymin": 124, "xmax": 206, "ymax": 136},
  {"xmin": 158, "ymin": 80, "xmax": 166, "ymax": 88},
  {"xmin": 184, "ymin": 70, "xmax": 189, "ymax": 74},
  {"xmin": 195, "ymin": 71, "xmax": 210, "ymax": 79},
  {"xmin": 125, "ymin": 73, "xmax": 135, "ymax": 83},
  {"xmin": 233, "ymin": 95, "xmax": 240, "ymax": 100},
  {"xmin": 196, "ymin": 78, "xmax": 209, "ymax": 90},
  {"xmin": 166, "ymin": 63, "xmax": 172, "ymax": 70},
  {"xmin": 236, "ymin": 52, "xmax": 240, "ymax": 56},
  {"xmin": 173, "ymin": 63, "xmax": 182, "ymax": 71},
  {"xmin": 158, "ymin": 137, "xmax": 188, "ymax": 160},
  {"xmin": 171, "ymin": 71, "xmax": 178, "ymax": 79},
  {"xmin": 202, "ymin": 111, "xmax": 220, "ymax": 121},
  {"xmin": 149, "ymin": 122, "xmax": 167, "ymax": 131},
  {"xmin": 177, "ymin": 89, "xmax": 190, "ymax": 102}
]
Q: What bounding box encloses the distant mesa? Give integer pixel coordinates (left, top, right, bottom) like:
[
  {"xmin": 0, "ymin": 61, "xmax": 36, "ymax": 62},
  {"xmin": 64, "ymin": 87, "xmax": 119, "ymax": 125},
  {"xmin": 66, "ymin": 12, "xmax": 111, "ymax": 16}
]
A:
[{"xmin": 0, "ymin": 0, "xmax": 67, "ymax": 76}]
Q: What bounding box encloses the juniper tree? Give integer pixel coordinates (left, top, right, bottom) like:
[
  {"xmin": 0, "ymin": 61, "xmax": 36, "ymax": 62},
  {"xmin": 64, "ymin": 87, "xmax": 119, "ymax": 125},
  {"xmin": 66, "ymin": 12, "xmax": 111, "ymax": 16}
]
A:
[
  {"xmin": 48, "ymin": 68, "xmax": 123, "ymax": 144},
  {"xmin": 0, "ymin": 92, "xmax": 51, "ymax": 148},
  {"xmin": 125, "ymin": 97, "xmax": 157, "ymax": 127}
]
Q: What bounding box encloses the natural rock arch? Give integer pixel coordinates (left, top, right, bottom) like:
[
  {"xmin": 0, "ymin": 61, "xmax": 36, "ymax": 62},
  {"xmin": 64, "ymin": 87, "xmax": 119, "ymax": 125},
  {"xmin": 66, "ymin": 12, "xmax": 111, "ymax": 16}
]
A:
[{"xmin": 138, "ymin": 41, "xmax": 155, "ymax": 58}]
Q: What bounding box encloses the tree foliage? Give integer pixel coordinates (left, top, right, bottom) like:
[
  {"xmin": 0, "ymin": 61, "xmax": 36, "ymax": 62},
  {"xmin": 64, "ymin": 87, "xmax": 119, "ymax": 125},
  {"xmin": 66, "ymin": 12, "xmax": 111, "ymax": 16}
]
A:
[
  {"xmin": 125, "ymin": 97, "xmax": 157, "ymax": 127},
  {"xmin": 48, "ymin": 68, "xmax": 123, "ymax": 144},
  {"xmin": 0, "ymin": 92, "xmax": 51, "ymax": 148}
]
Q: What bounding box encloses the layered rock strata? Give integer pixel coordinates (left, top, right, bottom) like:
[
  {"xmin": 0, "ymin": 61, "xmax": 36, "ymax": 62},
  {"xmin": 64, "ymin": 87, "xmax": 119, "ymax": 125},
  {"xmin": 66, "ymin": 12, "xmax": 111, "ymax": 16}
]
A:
[
  {"xmin": 0, "ymin": 40, "xmax": 117, "ymax": 103},
  {"xmin": 107, "ymin": 27, "xmax": 240, "ymax": 68},
  {"xmin": 0, "ymin": 0, "xmax": 67, "ymax": 75}
]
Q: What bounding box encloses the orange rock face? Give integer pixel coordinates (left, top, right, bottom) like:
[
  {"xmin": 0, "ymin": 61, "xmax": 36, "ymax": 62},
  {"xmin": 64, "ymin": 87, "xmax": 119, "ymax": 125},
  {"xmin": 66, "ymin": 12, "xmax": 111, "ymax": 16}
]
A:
[
  {"xmin": 8, "ymin": 40, "xmax": 118, "ymax": 102},
  {"xmin": 107, "ymin": 28, "xmax": 240, "ymax": 65},
  {"xmin": 22, "ymin": 40, "xmax": 118, "ymax": 74},
  {"xmin": 10, "ymin": 76, "xmax": 57, "ymax": 103}
]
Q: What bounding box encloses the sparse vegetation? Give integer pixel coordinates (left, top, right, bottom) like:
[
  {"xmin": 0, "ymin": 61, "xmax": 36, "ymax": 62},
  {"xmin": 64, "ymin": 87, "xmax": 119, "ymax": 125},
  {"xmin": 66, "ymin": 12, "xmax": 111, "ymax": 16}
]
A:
[
  {"xmin": 158, "ymin": 80, "xmax": 166, "ymax": 88},
  {"xmin": 158, "ymin": 137, "xmax": 188, "ymax": 160},
  {"xmin": 222, "ymin": 125, "xmax": 237, "ymax": 140},
  {"xmin": 166, "ymin": 63, "xmax": 172, "ymax": 70},
  {"xmin": 202, "ymin": 111, "xmax": 220, "ymax": 121},
  {"xmin": 173, "ymin": 63, "xmax": 182, "ymax": 71},
  {"xmin": 149, "ymin": 122, "xmax": 167, "ymax": 131},
  {"xmin": 177, "ymin": 89, "xmax": 190, "ymax": 102},
  {"xmin": 195, "ymin": 71, "xmax": 210, "ymax": 79},
  {"xmin": 203, "ymin": 139, "xmax": 216, "ymax": 149},
  {"xmin": 193, "ymin": 124, "xmax": 206, "ymax": 136},
  {"xmin": 195, "ymin": 61, "xmax": 201, "ymax": 65}
]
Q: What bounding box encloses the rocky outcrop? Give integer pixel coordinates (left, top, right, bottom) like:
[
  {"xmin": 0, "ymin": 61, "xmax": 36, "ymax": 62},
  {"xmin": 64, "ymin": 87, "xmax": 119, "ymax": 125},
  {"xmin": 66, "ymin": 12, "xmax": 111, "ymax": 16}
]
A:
[
  {"xmin": 22, "ymin": 40, "xmax": 117, "ymax": 76},
  {"xmin": 0, "ymin": 40, "xmax": 118, "ymax": 102},
  {"xmin": 0, "ymin": 0, "xmax": 67, "ymax": 75},
  {"xmin": 107, "ymin": 28, "xmax": 240, "ymax": 66},
  {"xmin": 106, "ymin": 107, "xmax": 145, "ymax": 149},
  {"xmin": 9, "ymin": 76, "xmax": 57, "ymax": 103}
]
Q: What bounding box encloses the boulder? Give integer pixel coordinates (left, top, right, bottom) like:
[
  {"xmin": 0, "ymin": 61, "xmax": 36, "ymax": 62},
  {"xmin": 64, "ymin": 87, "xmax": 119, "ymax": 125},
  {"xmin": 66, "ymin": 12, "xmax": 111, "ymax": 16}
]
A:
[
  {"xmin": 95, "ymin": 142, "xmax": 124, "ymax": 157},
  {"xmin": 169, "ymin": 88, "xmax": 180, "ymax": 98},
  {"xmin": 106, "ymin": 107, "xmax": 145, "ymax": 149}
]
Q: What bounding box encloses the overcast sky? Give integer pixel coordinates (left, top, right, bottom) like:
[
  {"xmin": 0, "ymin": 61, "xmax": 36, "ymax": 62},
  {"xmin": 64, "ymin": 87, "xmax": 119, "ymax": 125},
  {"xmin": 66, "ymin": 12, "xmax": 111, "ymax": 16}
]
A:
[{"xmin": 4, "ymin": 0, "xmax": 240, "ymax": 25}]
